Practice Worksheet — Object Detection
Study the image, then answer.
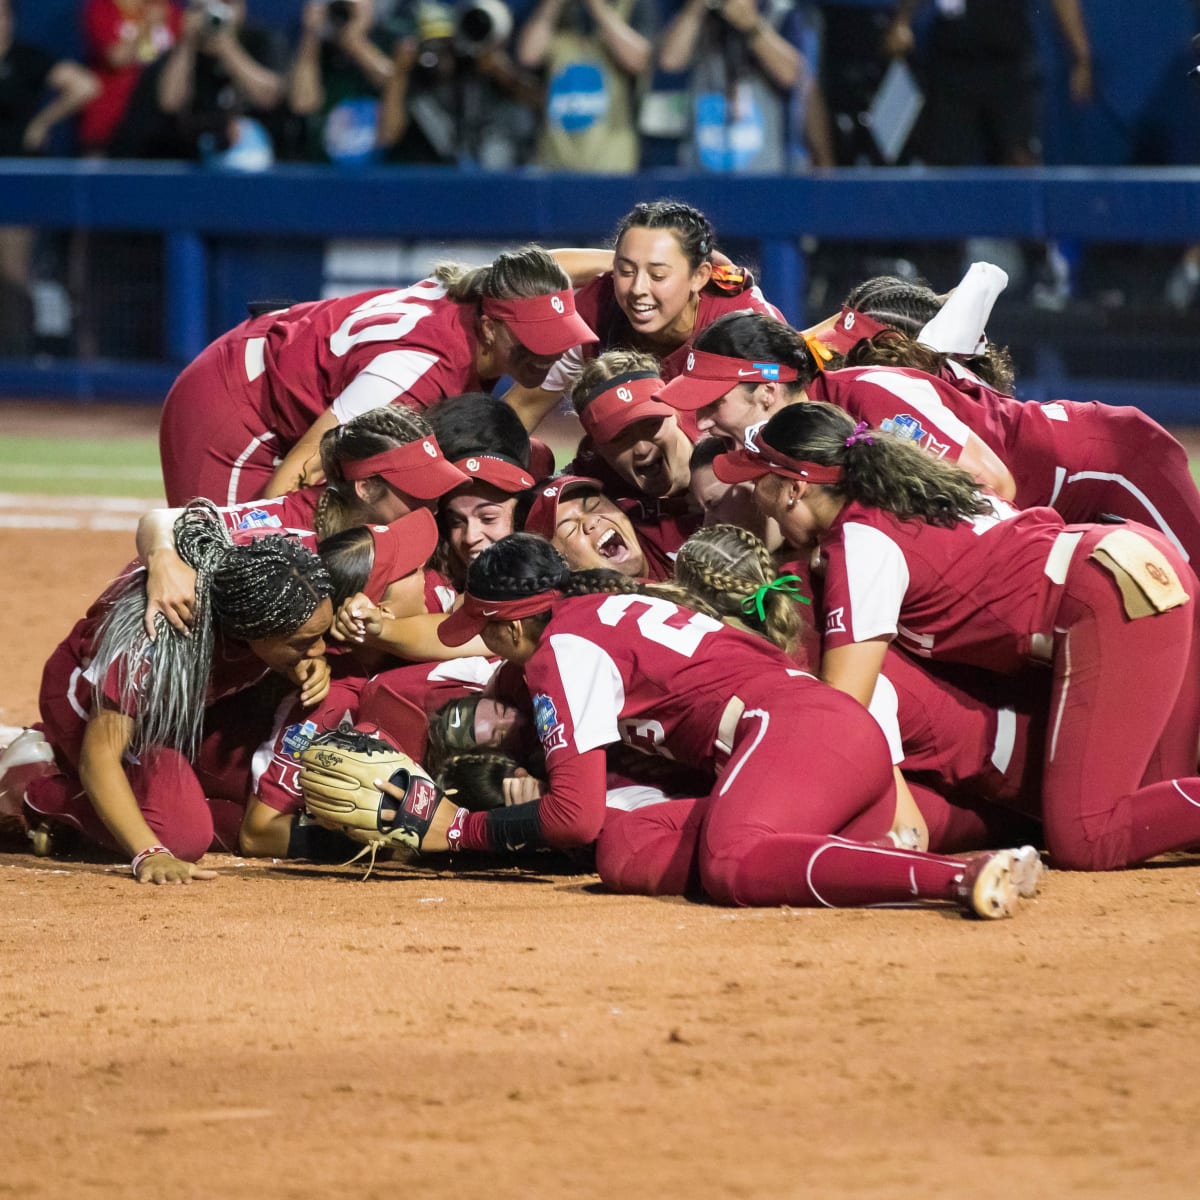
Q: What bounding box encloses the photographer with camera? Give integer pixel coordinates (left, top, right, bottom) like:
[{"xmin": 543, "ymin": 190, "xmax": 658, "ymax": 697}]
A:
[
  {"xmin": 516, "ymin": 0, "xmax": 658, "ymax": 172},
  {"xmin": 287, "ymin": 0, "xmax": 397, "ymax": 163},
  {"xmin": 106, "ymin": 0, "xmax": 287, "ymax": 162},
  {"xmin": 377, "ymin": 0, "xmax": 541, "ymax": 166},
  {"xmin": 658, "ymin": 0, "xmax": 831, "ymax": 172}
]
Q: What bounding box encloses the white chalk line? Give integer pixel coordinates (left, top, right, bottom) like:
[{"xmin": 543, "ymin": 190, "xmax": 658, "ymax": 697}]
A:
[{"xmin": 0, "ymin": 492, "xmax": 163, "ymax": 532}]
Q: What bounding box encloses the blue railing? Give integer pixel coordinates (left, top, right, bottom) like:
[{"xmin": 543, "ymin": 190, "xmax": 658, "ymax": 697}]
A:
[{"xmin": 1, "ymin": 162, "xmax": 1198, "ymax": 415}]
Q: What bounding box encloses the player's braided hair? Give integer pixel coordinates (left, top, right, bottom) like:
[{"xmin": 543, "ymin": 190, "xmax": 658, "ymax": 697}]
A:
[
  {"xmin": 674, "ymin": 525, "xmax": 802, "ymax": 655},
  {"xmin": 466, "ymin": 533, "xmax": 651, "ymax": 639},
  {"xmin": 432, "ymin": 245, "xmax": 571, "ymax": 303},
  {"xmin": 761, "ymin": 402, "xmax": 993, "ymax": 528},
  {"xmin": 844, "ymin": 275, "xmax": 1016, "ymax": 394},
  {"xmin": 693, "ymin": 310, "xmax": 824, "ymax": 386},
  {"xmin": 90, "ymin": 500, "xmax": 332, "ymax": 758},
  {"xmin": 613, "ymin": 200, "xmax": 715, "ymax": 270},
  {"xmin": 315, "ymin": 404, "xmax": 434, "ymax": 538},
  {"xmin": 569, "ymin": 349, "xmax": 661, "ymax": 417}
]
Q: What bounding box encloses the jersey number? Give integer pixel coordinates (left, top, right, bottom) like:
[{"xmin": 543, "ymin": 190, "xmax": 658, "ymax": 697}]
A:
[
  {"xmin": 595, "ymin": 594, "xmax": 722, "ymax": 658},
  {"xmin": 328, "ymin": 280, "xmax": 447, "ymax": 357}
]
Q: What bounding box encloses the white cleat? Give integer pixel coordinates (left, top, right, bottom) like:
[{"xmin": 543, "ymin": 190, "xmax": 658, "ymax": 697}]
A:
[
  {"xmin": 1008, "ymin": 845, "xmax": 1044, "ymax": 899},
  {"xmin": 0, "ymin": 729, "xmax": 56, "ymax": 821},
  {"xmin": 955, "ymin": 849, "xmax": 1022, "ymax": 920}
]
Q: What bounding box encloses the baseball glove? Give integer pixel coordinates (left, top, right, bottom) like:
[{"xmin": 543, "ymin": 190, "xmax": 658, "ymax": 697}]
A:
[{"xmin": 299, "ymin": 726, "xmax": 444, "ymax": 871}]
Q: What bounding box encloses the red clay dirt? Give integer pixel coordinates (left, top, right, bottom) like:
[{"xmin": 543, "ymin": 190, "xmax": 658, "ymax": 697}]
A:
[{"xmin": 2, "ymin": 404, "xmax": 1199, "ymax": 1199}]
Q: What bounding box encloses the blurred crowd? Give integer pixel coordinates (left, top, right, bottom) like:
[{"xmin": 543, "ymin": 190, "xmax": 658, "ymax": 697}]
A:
[
  {"xmin": 2, "ymin": 0, "xmax": 1199, "ymax": 357},
  {"xmin": 3, "ymin": 0, "xmax": 1132, "ymax": 174}
]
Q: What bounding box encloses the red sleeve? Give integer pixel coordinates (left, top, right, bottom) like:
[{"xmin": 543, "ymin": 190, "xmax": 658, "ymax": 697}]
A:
[{"xmin": 460, "ymin": 747, "xmax": 608, "ymax": 851}]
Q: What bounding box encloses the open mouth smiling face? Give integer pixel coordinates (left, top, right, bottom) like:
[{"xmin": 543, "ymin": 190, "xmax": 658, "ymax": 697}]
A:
[{"xmin": 552, "ymin": 491, "xmax": 646, "ymax": 578}]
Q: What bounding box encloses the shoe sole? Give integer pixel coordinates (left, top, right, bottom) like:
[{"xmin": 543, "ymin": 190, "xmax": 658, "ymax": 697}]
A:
[{"xmin": 967, "ymin": 851, "xmax": 1021, "ymax": 920}]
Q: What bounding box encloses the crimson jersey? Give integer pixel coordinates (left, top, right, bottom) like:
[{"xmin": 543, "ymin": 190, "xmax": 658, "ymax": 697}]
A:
[
  {"xmin": 217, "ymin": 490, "xmax": 321, "ymax": 550},
  {"xmin": 818, "ymin": 497, "xmax": 1072, "ymax": 674},
  {"xmin": 256, "ymin": 279, "xmax": 485, "ymax": 443},
  {"xmin": 524, "ymin": 593, "xmax": 811, "ymax": 772},
  {"xmin": 573, "ymin": 273, "xmax": 784, "ymax": 380},
  {"xmin": 810, "ymin": 367, "xmax": 975, "ymax": 464}
]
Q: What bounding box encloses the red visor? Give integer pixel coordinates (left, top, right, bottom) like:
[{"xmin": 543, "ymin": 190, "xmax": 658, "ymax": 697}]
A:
[
  {"xmin": 355, "ymin": 676, "xmax": 431, "ymax": 761},
  {"xmin": 656, "ymin": 347, "xmax": 799, "ymax": 412},
  {"xmin": 817, "ymin": 307, "xmax": 890, "ymax": 355},
  {"xmin": 437, "ymin": 588, "xmax": 562, "ymax": 647},
  {"xmin": 481, "ymin": 289, "xmax": 599, "ymax": 357},
  {"xmin": 452, "ymin": 453, "xmax": 535, "ymax": 493},
  {"xmin": 342, "ymin": 435, "xmax": 469, "ymax": 501},
  {"xmin": 521, "ymin": 475, "xmax": 603, "ymax": 539},
  {"xmin": 713, "ymin": 422, "xmax": 845, "ymax": 486},
  {"xmin": 578, "ymin": 372, "xmax": 675, "ymax": 445},
  {"xmin": 362, "ymin": 508, "xmax": 440, "ymax": 603}
]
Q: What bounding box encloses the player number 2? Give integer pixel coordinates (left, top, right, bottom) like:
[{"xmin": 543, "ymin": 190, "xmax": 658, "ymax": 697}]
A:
[{"xmin": 595, "ymin": 594, "xmax": 722, "ymax": 657}]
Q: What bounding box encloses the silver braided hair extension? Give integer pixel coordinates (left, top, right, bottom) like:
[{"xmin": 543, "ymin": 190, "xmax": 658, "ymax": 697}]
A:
[{"xmin": 89, "ymin": 500, "xmax": 332, "ymax": 760}]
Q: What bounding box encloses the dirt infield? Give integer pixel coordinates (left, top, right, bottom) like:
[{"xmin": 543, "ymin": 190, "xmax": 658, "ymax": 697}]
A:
[{"xmin": 3, "ymin": 406, "xmax": 1200, "ymax": 1198}]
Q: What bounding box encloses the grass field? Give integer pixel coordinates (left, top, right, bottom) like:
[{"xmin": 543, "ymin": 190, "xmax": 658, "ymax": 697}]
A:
[{"xmin": 0, "ymin": 434, "xmax": 165, "ymax": 499}]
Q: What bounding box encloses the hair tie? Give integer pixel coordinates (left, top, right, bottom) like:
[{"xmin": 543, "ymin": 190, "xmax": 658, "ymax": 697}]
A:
[
  {"xmin": 739, "ymin": 574, "xmax": 810, "ymax": 624},
  {"xmin": 845, "ymin": 421, "xmax": 874, "ymax": 448},
  {"xmin": 802, "ymin": 332, "xmax": 834, "ymax": 372}
]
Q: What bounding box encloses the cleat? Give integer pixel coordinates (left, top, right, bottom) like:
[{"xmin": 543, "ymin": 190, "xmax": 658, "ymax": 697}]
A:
[
  {"xmin": 1008, "ymin": 845, "xmax": 1044, "ymax": 898},
  {"xmin": 0, "ymin": 730, "xmax": 56, "ymax": 829},
  {"xmin": 955, "ymin": 849, "xmax": 1021, "ymax": 920},
  {"xmin": 27, "ymin": 822, "xmax": 55, "ymax": 858}
]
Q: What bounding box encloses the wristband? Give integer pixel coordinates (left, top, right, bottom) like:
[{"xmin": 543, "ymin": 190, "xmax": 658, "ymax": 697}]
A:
[
  {"xmin": 445, "ymin": 805, "xmax": 469, "ymax": 852},
  {"xmin": 131, "ymin": 844, "xmax": 172, "ymax": 876}
]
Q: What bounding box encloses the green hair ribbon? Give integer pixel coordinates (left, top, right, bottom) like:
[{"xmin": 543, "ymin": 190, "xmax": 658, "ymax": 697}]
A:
[{"xmin": 739, "ymin": 574, "xmax": 810, "ymax": 623}]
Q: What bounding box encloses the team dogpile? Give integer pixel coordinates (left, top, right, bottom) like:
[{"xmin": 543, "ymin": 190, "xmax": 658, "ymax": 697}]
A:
[{"xmin": 5, "ymin": 199, "xmax": 1200, "ymax": 920}]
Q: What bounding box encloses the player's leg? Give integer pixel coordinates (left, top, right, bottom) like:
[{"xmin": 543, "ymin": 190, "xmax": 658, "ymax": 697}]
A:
[
  {"xmin": 594, "ymin": 797, "xmax": 707, "ymax": 897},
  {"xmin": 1041, "ymin": 559, "xmax": 1200, "ymax": 870},
  {"xmin": 695, "ymin": 689, "xmax": 1037, "ymax": 914}
]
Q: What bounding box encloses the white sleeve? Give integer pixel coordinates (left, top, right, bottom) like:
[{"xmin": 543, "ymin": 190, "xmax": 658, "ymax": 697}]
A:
[
  {"xmin": 842, "ymin": 522, "xmax": 908, "ymax": 643},
  {"xmin": 866, "ymin": 672, "xmax": 904, "ymax": 765},
  {"xmin": 548, "ymin": 632, "xmax": 624, "ymax": 755},
  {"xmin": 331, "ymin": 350, "xmax": 440, "ymax": 422},
  {"xmin": 917, "ymin": 262, "xmax": 1008, "ymax": 355},
  {"xmin": 538, "ymin": 345, "xmax": 586, "ymax": 396}
]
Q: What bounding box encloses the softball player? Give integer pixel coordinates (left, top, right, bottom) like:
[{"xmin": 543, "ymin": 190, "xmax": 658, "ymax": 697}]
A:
[
  {"xmin": 421, "ymin": 533, "xmax": 1039, "ymax": 917},
  {"xmin": 504, "ymin": 200, "xmax": 784, "ymax": 433},
  {"xmin": 9, "ymin": 502, "xmax": 335, "ymax": 883},
  {"xmin": 719, "ymin": 401, "xmax": 1200, "ymax": 872},
  {"xmin": 158, "ymin": 247, "xmax": 597, "ymax": 506}
]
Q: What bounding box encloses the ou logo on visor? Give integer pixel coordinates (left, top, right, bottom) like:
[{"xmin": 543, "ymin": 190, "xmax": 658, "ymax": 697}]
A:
[
  {"xmin": 686, "ymin": 352, "xmax": 696, "ymax": 371},
  {"xmin": 550, "ymin": 296, "xmax": 565, "ymax": 314},
  {"xmin": 617, "ymin": 386, "xmax": 632, "ymax": 402},
  {"xmin": 743, "ymin": 421, "xmax": 767, "ymax": 453},
  {"xmin": 423, "ymin": 441, "xmax": 437, "ymax": 457}
]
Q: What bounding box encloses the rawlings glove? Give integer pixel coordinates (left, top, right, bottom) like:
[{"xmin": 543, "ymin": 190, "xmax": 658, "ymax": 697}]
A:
[{"xmin": 299, "ymin": 726, "xmax": 444, "ymax": 860}]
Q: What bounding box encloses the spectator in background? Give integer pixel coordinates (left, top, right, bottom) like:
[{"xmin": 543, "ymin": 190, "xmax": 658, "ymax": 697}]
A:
[
  {"xmin": 0, "ymin": 0, "xmax": 99, "ymax": 354},
  {"xmin": 79, "ymin": 0, "xmax": 181, "ymax": 154},
  {"xmin": 885, "ymin": 0, "xmax": 1092, "ymax": 169},
  {"xmin": 884, "ymin": 0, "xmax": 1092, "ymax": 306},
  {"xmin": 108, "ymin": 0, "xmax": 287, "ymax": 163},
  {"xmin": 377, "ymin": 0, "xmax": 541, "ymax": 167},
  {"xmin": 516, "ymin": 0, "xmax": 656, "ymax": 173},
  {"xmin": 658, "ymin": 0, "xmax": 833, "ymax": 171},
  {"xmin": 287, "ymin": 0, "xmax": 395, "ymax": 164}
]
